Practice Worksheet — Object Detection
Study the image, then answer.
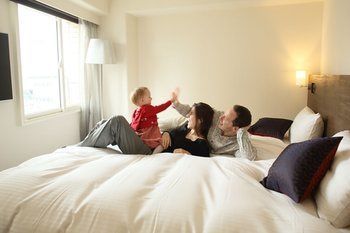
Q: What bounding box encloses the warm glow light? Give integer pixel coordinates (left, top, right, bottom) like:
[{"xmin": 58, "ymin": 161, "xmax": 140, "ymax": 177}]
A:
[{"xmin": 296, "ymin": 70, "xmax": 307, "ymax": 87}]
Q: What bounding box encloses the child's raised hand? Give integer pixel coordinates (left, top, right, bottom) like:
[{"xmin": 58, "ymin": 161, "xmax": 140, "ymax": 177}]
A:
[{"xmin": 171, "ymin": 87, "xmax": 180, "ymax": 103}]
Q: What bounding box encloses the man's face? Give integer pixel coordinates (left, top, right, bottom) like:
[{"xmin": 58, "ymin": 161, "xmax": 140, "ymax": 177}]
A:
[{"xmin": 218, "ymin": 108, "xmax": 238, "ymax": 133}]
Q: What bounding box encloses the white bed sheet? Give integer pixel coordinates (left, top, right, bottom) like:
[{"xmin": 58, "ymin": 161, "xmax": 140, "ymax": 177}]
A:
[{"xmin": 1, "ymin": 146, "xmax": 349, "ymax": 233}]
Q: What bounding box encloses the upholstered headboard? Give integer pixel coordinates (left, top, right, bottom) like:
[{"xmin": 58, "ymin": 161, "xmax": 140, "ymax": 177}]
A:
[{"xmin": 307, "ymin": 75, "xmax": 350, "ymax": 137}]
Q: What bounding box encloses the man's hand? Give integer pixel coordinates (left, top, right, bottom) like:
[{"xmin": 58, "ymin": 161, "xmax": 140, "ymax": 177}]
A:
[
  {"xmin": 173, "ymin": 148, "xmax": 190, "ymax": 155},
  {"xmin": 236, "ymin": 127, "xmax": 248, "ymax": 138},
  {"xmin": 232, "ymin": 126, "xmax": 239, "ymax": 135},
  {"xmin": 161, "ymin": 132, "xmax": 171, "ymax": 149}
]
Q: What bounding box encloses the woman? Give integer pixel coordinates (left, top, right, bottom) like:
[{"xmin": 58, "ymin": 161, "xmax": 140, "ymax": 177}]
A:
[{"xmin": 162, "ymin": 102, "xmax": 214, "ymax": 157}]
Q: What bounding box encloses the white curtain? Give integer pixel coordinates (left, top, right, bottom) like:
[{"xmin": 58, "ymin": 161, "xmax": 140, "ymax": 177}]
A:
[{"xmin": 79, "ymin": 19, "xmax": 102, "ymax": 139}]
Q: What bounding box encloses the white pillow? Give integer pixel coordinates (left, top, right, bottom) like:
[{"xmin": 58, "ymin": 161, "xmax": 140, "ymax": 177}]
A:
[
  {"xmin": 315, "ymin": 130, "xmax": 350, "ymax": 228},
  {"xmin": 158, "ymin": 116, "xmax": 187, "ymax": 132},
  {"xmin": 290, "ymin": 106, "xmax": 324, "ymax": 143}
]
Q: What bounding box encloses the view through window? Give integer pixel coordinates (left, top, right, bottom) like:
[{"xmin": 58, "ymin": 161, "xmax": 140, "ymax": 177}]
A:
[{"xmin": 18, "ymin": 4, "xmax": 81, "ymax": 117}]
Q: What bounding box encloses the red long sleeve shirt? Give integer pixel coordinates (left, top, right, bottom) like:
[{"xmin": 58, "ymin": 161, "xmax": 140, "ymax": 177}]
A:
[{"xmin": 130, "ymin": 100, "xmax": 172, "ymax": 131}]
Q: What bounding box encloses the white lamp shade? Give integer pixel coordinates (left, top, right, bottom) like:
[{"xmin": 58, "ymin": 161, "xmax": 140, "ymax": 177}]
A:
[
  {"xmin": 86, "ymin": 39, "xmax": 116, "ymax": 64},
  {"xmin": 296, "ymin": 70, "xmax": 307, "ymax": 87}
]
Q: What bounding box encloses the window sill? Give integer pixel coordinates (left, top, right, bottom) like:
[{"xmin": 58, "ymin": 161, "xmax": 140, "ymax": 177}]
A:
[{"xmin": 21, "ymin": 107, "xmax": 81, "ymax": 126}]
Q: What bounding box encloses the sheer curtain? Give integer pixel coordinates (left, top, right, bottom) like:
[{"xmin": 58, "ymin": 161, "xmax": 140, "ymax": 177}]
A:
[{"xmin": 79, "ymin": 19, "xmax": 102, "ymax": 139}]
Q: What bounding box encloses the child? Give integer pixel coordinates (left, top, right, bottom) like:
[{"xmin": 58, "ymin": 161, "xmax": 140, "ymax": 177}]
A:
[{"xmin": 130, "ymin": 87, "xmax": 173, "ymax": 154}]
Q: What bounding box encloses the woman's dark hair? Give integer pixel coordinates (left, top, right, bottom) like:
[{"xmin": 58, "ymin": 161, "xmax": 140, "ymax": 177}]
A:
[
  {"xmin": 192, "ymin": 102, "xmax": 214, "ymax": 139},
  {"xmin": 232, "ymin": 105, "xmax": 252, "ymax": 128}
]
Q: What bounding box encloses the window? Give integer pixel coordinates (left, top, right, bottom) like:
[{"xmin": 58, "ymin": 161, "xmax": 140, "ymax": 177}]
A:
[{"xmin": 17, "ymin": 4, "xmax": 81, "ymax": 118}]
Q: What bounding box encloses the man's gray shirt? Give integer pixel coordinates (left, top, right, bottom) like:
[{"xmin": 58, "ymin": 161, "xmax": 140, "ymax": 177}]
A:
[{"xmin": 173, "ymin": 102, "xmax": 257, "ymax": 160}]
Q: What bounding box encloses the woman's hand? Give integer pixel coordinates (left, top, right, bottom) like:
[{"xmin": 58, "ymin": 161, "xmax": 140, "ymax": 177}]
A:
[
  {"xmin": 161, "ymin": 132, "xmax": 171, "ymax": 149},
  {"xmin": 173, "ymin": 148, "xmax": 191, "ymax": 155}
]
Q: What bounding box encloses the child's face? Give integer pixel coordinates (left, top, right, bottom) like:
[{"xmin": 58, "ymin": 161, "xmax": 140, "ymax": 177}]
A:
[{"xmin": 140, "ymin": 90, "xmax": 152, "ymax": 105}]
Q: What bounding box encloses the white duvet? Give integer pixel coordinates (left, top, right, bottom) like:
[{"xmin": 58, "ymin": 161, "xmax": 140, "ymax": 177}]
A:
[{"xmin": 0, "ymin": 142, "xmax": 349, "ymax": 233}]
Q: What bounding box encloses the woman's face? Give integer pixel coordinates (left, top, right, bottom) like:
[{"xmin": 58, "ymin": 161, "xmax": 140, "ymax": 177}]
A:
[{"xmin": 187, "ymin": 107, "xmax": 197, "ymax": 130}]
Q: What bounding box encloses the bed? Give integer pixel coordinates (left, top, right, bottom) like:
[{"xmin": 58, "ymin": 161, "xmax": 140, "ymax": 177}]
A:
[{"xmin": 0, "ymin": 75, "xmax": 349, "ymax": 233}]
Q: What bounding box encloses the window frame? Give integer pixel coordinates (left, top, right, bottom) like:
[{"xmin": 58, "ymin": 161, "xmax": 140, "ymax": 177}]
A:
[{"xmin": 11, "ymin": 3, "xmax": 81, "ymax": 125}]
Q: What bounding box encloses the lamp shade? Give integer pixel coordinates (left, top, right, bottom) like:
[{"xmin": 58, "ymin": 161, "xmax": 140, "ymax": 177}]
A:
[
  {"xmin": 296, "ymin": 70, "xmax": 307, "ymax": 87},
  {"xmin": 85, "ymin": 39, "xmax": 116, "ymax": 64}
]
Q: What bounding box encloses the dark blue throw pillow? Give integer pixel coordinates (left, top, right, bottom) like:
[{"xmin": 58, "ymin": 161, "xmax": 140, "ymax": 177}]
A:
[
  {"xmin": 261, "ymin": 137, "xmax": 343, "ymax": 203},
  {"xmin": 248, "ymin": 118, "xmax": 293, "ymax": 140}
]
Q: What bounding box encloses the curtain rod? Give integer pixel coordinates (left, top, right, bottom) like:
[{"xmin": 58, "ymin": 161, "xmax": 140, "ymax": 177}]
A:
[{"xmin": 10, "ymin": 0, "xmax": 79, "ymax": 24}]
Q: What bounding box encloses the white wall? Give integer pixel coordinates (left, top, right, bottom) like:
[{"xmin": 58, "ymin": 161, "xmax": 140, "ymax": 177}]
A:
[
  {"xmin": 137, "ymin": 3, "xmax": 323, "ymax": 121},
  {"xmin": 321, "ymin": 0, "xmax": 350, "ymax": 75},
  {"xmin": 0, "ymin": 0, "xmax": 98, "ymax": 170},
  {"xmin": 36, "ymin": 0, "xmax": 105, "ymax": 24},
  {"xmin": 101, "ymin": 1, "xmax": 323, "ymax": 121},
  {"xmin": 70, "ymin": 0, "xmax": 110, "ymax": 15}
]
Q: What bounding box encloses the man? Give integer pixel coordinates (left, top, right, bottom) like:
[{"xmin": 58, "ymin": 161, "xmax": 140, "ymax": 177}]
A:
[{"xmin": 162, "ymin": 98, "xmax": 257, "ymax": 160}]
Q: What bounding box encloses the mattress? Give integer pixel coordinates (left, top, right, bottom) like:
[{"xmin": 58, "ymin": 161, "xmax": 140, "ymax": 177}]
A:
[{"xmin": 0, "ymin": 145, "xmax": 348, "ymax": 233}]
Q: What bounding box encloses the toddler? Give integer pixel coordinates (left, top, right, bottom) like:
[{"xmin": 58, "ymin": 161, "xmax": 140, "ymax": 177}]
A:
[{"xmin": 130, "ymin": 87, "xmax": 173, "ymax": 154}]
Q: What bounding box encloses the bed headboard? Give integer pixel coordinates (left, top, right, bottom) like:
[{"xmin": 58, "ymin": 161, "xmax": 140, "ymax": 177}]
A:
[{"xmin": 307, "ymin": 74, "xmax": 350, "ymax": 137}]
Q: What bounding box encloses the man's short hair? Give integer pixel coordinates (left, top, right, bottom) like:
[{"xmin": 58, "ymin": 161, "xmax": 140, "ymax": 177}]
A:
[
  {"xmin": 232, "ymin": 105, "xmax": 252, "ymax": 128},
  {"xmin": 130, "ymin": 87, "xmax": 148, "ymax": 105}
]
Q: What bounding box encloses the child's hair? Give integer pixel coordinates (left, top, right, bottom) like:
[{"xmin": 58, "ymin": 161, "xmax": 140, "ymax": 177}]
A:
[{"xmin": 130, "ymin": 87, "xmax": 149, "ymax": 105}]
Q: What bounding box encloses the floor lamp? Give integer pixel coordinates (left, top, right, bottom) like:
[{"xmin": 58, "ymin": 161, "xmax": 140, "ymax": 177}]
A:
[{"xmin": 85, "ymin": 39, "xmax": 116, "ymax": 119}]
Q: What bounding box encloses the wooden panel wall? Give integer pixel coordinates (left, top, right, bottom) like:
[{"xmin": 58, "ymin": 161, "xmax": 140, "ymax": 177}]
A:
[{"xmin": 307, "ymin": 75, "xmax": 350, "ymax": 137}]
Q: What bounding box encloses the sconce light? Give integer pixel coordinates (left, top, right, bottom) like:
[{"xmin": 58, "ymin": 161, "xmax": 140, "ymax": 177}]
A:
[
  {"xmin": 308, "ymin": 82, "xmax": 316, "ymax": 94},
  {"xmin": 295, "ymin": 70, "xmax": 307, "ymax": 87},
  {"xmin": 295, "ymin": 70, "xmax": 316, "ymax": 93}
]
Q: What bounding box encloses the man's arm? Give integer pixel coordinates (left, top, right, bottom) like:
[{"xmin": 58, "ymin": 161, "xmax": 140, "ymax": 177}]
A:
[
  {"xmin": 172, "ymin": 100, "xmax": 191, "ymax": 117},
  {"xmin": 235, "ymin": 128, "xmax": 257, "ymax": 161}
]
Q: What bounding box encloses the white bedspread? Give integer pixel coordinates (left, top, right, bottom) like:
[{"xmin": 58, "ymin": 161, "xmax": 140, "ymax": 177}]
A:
[{"xmin": 0, "ymin": 146, "xmax": 348, "ymax": 233}]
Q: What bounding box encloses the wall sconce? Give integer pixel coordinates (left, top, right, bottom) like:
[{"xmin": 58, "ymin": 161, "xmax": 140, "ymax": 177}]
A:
[
  {"xmin": 308, "ymin": 82, "xmax": 316, "ymax": 94},
  {"xmin": 296, "ymin": 70, "xmax": 307, "ymax": 87},
  {"xmin": 295, "ymin": 70, "xmax": 316, "ymax": 93}
]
